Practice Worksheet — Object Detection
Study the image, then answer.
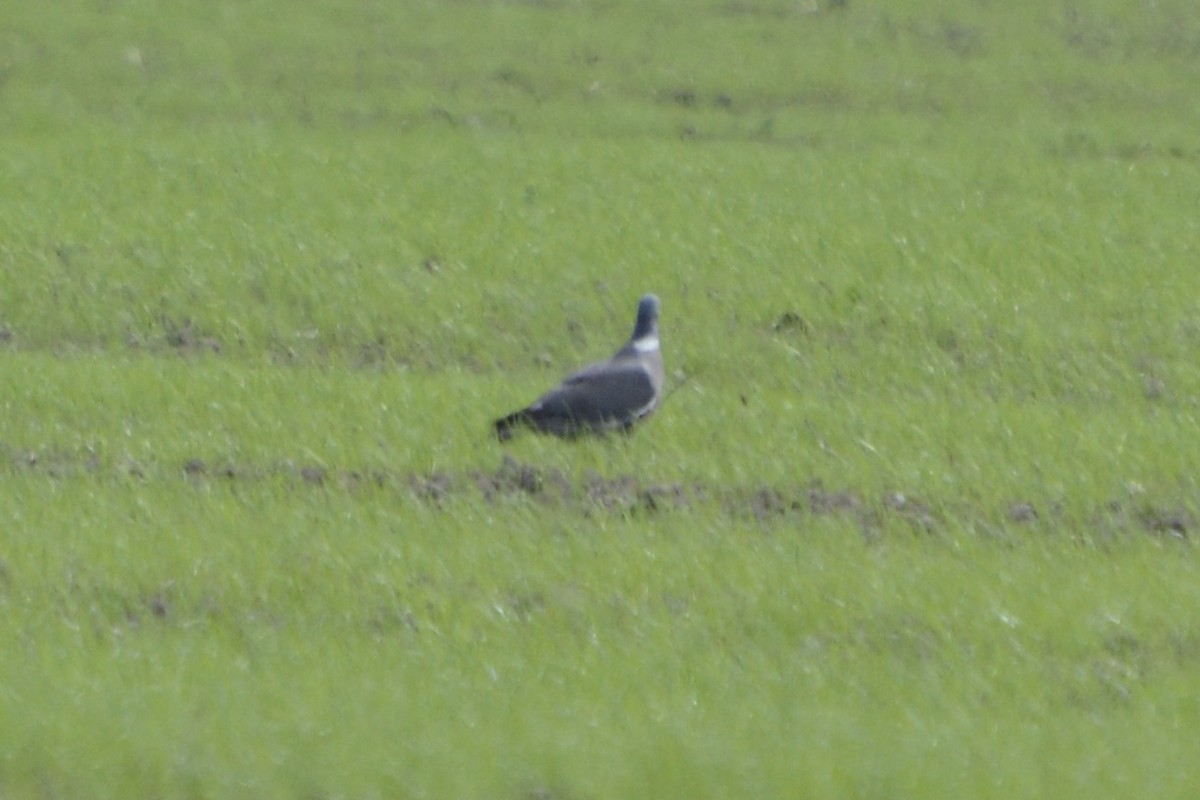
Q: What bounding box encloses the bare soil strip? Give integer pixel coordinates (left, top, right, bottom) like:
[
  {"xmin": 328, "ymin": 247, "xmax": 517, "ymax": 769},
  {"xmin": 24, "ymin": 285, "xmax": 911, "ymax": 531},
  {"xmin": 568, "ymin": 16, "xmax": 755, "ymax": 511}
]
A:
[{"xmin": 7, "ymin": 447, "xmax": 1192, "ymax": 540}]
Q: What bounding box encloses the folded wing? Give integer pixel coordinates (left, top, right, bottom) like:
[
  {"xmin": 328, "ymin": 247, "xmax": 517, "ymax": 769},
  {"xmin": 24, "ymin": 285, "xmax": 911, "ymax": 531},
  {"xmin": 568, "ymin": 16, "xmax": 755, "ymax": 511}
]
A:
[{"xmin": 527, "ymin": 358, "xmax": 657, "ymax": 432}]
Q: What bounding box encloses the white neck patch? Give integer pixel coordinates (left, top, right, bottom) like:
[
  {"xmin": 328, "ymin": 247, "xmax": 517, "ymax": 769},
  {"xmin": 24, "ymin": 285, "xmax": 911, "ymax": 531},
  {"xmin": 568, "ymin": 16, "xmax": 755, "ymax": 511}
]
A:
[{"xmin": 633, "ymin": 335, "xmax": 659, "ymax": 354}]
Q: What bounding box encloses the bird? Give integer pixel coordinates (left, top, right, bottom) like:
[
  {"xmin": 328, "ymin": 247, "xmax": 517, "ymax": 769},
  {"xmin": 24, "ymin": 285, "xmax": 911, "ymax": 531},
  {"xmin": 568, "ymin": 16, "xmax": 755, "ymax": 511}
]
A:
[{"xmin": 495, "ymin": 293, "xmax": 665, "ymax": 440}]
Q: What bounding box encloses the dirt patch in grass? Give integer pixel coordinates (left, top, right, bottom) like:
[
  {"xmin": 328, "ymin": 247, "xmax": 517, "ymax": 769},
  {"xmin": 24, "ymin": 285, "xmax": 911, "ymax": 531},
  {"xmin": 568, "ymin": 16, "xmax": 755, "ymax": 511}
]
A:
[{"xmin": 4, "ymin": 447, "xmax": 1194, "ymax": 541}]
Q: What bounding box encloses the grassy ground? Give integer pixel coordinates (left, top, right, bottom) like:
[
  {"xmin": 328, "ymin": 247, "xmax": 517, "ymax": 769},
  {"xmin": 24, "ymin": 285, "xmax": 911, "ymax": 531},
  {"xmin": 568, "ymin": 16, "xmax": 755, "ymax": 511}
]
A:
[{"xmin": 3, "ymin": 1, "xmax": 1200, "ymax": 797}]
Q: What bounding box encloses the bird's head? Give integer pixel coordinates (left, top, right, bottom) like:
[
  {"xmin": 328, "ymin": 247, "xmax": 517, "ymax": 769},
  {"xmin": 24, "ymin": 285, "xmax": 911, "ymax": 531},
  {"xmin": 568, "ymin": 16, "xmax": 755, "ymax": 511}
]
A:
[{"xmin": 632, "ymin": 293, "xmax": 660, "ymax": 344}]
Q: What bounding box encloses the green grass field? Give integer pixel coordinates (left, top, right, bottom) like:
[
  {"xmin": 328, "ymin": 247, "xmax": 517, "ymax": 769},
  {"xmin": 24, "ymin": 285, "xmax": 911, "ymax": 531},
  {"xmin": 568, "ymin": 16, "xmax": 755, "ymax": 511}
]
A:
[{"xmin": 3, "ymin": 1, "xmax": 1200, "ymax": 797}]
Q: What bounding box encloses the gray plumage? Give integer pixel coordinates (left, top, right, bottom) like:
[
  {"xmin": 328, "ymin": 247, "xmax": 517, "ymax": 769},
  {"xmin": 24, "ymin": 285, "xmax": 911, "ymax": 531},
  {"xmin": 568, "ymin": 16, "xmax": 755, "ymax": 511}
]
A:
[{"xmin": 495, "ymin": 294, "xmax": 664, "ymax": 440}]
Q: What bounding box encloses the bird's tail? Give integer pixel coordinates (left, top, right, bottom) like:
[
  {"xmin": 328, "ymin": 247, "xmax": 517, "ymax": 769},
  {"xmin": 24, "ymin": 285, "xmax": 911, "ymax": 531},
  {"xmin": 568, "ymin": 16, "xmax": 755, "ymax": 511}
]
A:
[{"xmin": 493, "ymin": 410, "xmax": 528, "ymax": 442}]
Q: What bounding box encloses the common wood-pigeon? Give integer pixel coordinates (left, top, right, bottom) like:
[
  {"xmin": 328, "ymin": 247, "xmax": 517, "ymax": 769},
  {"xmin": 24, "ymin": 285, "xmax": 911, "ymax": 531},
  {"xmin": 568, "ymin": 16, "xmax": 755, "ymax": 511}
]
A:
[{"xmin": 495, "ymin": 294, "xmax": 664, "ymax": 440}]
